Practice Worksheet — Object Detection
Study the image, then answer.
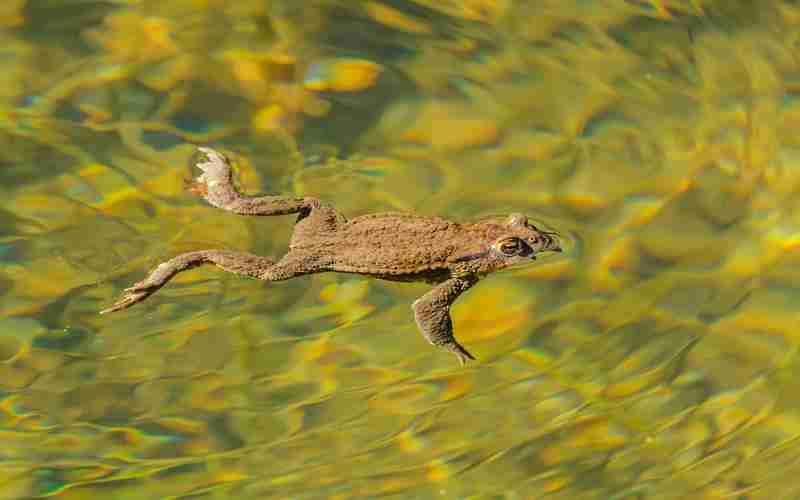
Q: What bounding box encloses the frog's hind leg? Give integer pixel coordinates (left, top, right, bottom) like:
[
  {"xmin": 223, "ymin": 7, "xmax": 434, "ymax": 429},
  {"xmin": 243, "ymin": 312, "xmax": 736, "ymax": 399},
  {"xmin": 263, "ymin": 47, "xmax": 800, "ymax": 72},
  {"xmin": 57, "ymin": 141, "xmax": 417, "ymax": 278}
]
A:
[
  {"xmin": 191, "ymin": 147, "xmax": 321, "ymax": 217},
  {"xmin": 192, "ymin": 146, "xmax": 346, "ymax": 242},
  {"xmin": 100, "ymin": 249, "xmax": 309, "ymax": 314}
]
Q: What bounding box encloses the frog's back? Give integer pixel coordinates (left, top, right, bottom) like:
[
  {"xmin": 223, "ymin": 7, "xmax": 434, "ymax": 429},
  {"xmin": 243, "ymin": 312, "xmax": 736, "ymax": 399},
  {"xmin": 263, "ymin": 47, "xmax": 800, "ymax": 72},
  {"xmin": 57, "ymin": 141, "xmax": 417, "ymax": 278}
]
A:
[{"xmin": 298, "ymin": 213, "xmax": 465, "ymax": 278}]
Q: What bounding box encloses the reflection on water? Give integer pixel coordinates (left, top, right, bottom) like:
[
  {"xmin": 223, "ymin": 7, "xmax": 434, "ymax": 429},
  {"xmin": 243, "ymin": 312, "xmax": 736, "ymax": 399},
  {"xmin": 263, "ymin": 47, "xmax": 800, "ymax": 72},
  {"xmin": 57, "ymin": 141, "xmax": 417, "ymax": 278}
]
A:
[{"xmin": 2, "ymin": 0, "xmax": 800, "ymax": 497}]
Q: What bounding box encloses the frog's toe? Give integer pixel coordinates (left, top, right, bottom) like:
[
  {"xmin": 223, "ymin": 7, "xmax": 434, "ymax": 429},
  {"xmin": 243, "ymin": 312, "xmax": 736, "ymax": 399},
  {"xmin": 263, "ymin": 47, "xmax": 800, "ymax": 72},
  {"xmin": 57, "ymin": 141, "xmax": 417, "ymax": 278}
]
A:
[
  {"xmin": 187, "ymin": 180, "xmax": 208, "ymax": 197},
  {"xmin": 442, "ymin": 340, "xmax": 476, "ymax": 366},
  {"xmin": 122, "ymin": 283, "xmax": 151, "ymax": 294},
  {"xmin": 100, "ymin": 289, "xmax": 151, "ymax": 314}
]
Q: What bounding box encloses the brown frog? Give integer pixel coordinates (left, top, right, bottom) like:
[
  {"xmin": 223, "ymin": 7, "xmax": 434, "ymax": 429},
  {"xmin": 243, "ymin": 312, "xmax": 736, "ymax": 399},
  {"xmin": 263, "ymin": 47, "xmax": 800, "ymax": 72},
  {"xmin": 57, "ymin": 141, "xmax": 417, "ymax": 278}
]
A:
[{"xmin": 101, "ymin": 147, "xmax": 563, "ymax": 364}]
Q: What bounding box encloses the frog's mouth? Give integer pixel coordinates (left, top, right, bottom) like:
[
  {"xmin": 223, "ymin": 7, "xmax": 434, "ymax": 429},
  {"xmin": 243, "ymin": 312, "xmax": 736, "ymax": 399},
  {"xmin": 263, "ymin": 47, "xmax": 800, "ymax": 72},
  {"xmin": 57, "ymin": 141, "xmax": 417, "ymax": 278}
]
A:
[
  {"xmin": 451, "ymin": 244, "xmax": 561, "ymax": 263},
  {"xmin": 451, "ymin": 250, "xmax": 491, "ymax": 263}
]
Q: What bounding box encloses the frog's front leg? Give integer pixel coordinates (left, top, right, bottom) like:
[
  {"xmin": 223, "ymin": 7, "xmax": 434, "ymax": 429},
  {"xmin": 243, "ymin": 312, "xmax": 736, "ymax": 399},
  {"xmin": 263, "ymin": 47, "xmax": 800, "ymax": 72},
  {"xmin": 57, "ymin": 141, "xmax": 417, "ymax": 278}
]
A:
[
  {"xmin": 412, "ymin": 276, "xmax": 479, "ymax": 365},
  {"xmin": 100, "ymin": 250, "xmax": 309, "ymax": 314}
]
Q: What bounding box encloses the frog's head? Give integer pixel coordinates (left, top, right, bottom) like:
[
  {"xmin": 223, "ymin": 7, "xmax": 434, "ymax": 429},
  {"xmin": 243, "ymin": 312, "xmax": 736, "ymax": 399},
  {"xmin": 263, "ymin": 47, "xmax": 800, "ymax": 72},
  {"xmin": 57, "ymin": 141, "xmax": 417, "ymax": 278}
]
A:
[
  {"xmin": 492, "ymin": 213, "xmax": 561, "ymax": 258},
  {"xmin": 450, "ymin": 214, "xmax": 562, "ymax": 276}
]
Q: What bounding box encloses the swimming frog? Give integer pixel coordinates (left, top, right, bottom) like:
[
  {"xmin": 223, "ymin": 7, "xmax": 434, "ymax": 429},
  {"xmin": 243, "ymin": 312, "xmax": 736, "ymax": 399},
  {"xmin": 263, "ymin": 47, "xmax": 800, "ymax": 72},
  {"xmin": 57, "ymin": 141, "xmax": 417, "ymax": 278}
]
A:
[{"xmin": 101, "ymin": 147, "xmax": 563, "ymax": 364}]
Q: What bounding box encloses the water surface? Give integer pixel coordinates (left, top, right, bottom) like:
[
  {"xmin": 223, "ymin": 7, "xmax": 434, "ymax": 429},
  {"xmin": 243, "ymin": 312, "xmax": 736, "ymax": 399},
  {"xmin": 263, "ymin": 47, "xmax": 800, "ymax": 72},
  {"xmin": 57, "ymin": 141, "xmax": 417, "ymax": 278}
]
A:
[{"xmin": 1, "ymin": 1, "xmax": 800, "ymax": 498}]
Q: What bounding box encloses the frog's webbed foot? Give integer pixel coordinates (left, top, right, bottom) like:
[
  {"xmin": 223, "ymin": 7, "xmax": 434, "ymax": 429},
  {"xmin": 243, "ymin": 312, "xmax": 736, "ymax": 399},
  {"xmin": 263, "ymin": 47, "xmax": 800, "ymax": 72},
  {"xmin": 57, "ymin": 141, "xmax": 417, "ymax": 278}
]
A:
[
  {"xmin": 190, "ymin": 147, "xmax": 233, "ymax": 200},
  {"xmin": 100, "ymin": 282, "xmax": 159, "ymax": 314},
  {"xmin": 412, "ymin": 277, "xmax": 478, "ymax": 366},
  {"xmin": 189, "ymin": 147, "xmax": 318, "ymax": 217}
]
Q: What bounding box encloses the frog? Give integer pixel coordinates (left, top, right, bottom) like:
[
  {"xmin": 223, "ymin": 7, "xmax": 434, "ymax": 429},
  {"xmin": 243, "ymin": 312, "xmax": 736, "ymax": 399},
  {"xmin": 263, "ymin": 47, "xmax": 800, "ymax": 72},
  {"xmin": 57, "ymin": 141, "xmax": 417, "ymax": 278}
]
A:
[{"xmin": 101, "ymin": 147, "xmax": 563, "ymax": 365}]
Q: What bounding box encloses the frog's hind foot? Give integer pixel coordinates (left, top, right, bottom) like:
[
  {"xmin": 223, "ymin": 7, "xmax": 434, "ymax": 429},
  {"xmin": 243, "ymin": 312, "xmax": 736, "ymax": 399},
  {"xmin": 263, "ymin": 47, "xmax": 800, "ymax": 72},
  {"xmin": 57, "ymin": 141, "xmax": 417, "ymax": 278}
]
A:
[
  {"xmin": 100, "ymin": 275, "xmax": 170, "ymax": 314},
  {"xmin": 100, "ymin": 283, "xmax": 158, "ymax": 314},
  {"xmin": 100, "ymin": 253, "xmax": 205, "ymax": 314},
  {"xmin": 189, "ymin": 147, "xmax": 235, "ymax": 208}
]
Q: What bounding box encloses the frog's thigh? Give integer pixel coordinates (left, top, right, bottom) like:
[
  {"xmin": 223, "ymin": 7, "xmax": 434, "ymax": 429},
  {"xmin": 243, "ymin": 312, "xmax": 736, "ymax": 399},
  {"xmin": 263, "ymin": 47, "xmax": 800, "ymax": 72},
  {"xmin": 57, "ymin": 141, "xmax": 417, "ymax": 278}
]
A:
[
  {"xmin": 207, "ymin": 250, "xmax": 277, "ymax": 278},
  {"xmin": 262, "ymin": 251, "xmax": 328, "ymax": 280},
  {"xmin": 290, "ymin": 201, "xmax": 346, "ymax": 246},
  {"xmin": 196, "ymin": 249, "xmax": 310, "ymax": 282}
]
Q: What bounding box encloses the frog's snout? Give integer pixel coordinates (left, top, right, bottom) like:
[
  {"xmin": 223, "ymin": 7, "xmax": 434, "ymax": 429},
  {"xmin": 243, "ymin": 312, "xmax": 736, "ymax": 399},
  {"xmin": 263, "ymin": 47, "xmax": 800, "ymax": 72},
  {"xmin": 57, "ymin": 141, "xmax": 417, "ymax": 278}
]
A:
[{"xmin": 538, "ymin": 231, "xmax": 562, "ymax": 254}]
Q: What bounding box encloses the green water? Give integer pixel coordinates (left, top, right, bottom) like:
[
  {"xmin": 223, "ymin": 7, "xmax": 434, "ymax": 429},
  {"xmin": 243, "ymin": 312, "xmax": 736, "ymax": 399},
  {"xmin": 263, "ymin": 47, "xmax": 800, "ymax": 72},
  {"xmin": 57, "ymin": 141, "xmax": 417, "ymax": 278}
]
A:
[{"xmin": 2, "ymin": 0, "xmax": 800, "ymax": 498}]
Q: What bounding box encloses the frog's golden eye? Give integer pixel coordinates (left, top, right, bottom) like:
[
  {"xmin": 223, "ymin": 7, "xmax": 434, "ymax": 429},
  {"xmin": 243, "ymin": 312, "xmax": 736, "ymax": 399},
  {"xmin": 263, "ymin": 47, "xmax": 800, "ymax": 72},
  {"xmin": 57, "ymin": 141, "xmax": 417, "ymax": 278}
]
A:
[{"xmin": 498, "ymin": 237, "xmax": 526, "ymax": 256}]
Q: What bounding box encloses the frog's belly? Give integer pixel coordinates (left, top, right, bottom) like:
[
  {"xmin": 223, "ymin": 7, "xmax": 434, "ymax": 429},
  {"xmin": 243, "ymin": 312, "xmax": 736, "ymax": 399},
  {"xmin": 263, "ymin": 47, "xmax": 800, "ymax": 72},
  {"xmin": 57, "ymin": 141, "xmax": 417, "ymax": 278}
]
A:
[{"xmin": 328, "ymin": 259, "xmax": 450, "ymax": 283}]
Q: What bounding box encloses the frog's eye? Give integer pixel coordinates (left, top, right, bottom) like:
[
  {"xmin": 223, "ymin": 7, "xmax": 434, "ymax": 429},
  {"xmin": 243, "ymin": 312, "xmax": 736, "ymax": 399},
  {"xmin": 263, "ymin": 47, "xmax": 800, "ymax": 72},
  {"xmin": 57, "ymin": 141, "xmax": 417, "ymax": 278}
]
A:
[{"xmin": 497, "ymin": 237, "xmax": 527, "ymax": 256}]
